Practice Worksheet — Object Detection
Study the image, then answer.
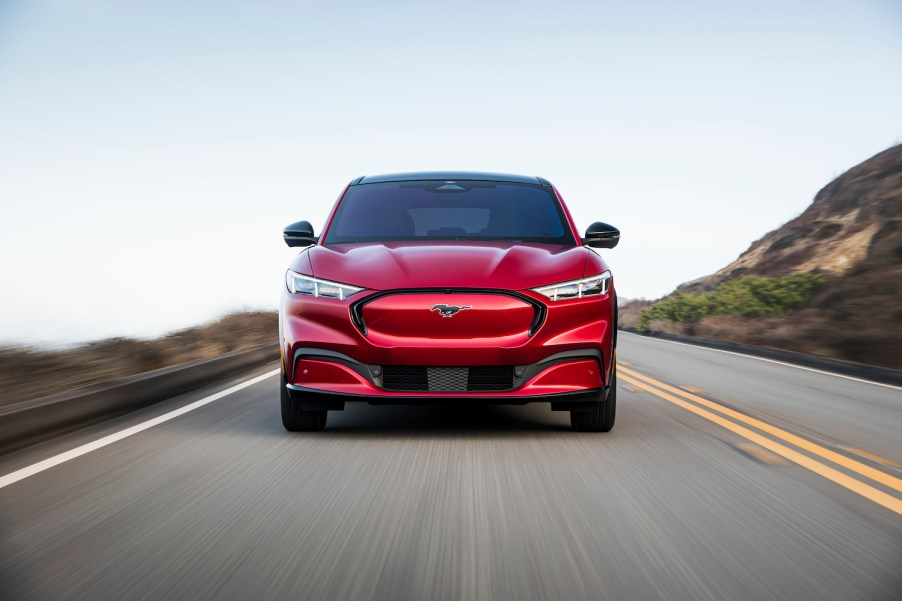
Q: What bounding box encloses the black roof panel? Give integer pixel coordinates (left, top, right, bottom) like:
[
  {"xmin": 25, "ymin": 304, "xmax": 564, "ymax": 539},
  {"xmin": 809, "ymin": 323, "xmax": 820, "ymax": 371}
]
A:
[{"xmin": 356, "ymin": 171, "xmax": 543, "ymax": 185}]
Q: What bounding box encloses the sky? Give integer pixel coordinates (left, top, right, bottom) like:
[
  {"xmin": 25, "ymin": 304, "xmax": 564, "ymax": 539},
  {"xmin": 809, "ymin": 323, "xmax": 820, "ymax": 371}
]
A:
[{"xmin": 1, "ymin": 0, "xmax": 901, "ymax": 345}]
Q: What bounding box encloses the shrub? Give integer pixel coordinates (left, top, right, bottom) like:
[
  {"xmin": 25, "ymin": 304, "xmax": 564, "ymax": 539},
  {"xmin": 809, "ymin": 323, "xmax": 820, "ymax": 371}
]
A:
[{"xmin": 637, "ymin": 272, "xmax": 826, "ymax": 332}]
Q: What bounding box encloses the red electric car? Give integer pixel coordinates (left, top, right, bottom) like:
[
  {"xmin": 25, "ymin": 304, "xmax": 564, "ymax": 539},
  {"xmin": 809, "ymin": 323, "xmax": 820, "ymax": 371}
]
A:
[{"xmin": 280, "ymin": 172, "xmax": 620, "ymax": 432}]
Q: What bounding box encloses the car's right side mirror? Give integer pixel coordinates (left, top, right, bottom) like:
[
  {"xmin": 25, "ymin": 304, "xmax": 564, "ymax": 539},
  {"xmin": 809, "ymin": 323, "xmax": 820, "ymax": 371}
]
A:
[
  {"xmin": 582, "ymin": 222, "xmax": 620, "ymax": 249},
  {"xmin": 283, "ymin": 221, "xmax": 318, "ymax": 247}
]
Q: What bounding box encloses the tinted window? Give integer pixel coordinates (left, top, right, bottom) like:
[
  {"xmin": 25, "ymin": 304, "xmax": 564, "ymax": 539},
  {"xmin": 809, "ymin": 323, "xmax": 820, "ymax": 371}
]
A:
[{"xmin": 324, "ymin": 181, "xmax": 574, "ymax": 244}]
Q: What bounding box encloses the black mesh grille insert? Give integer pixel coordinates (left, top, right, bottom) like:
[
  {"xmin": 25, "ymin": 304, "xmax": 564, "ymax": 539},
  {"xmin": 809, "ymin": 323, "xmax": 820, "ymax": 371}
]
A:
[
  {"xmin": 382, "ymin": 366, "xmax": 429, "ymax": 391},
  {"xmin": 467, "ymin": 366, "xmax": 515, "ymax": 391},
  {"xmin": 381, "ymin": 366, "xmax": 514, "ymax": 392},
  {"xmin": 428, "ymin": 368, "xmax": 468, "ymax": 392}
]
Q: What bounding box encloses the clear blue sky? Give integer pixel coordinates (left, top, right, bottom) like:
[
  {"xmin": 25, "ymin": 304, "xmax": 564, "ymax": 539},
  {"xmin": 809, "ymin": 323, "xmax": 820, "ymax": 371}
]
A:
[{"xmin": 1, "ymin": 0, "xmax": 901, "ymax": 344}]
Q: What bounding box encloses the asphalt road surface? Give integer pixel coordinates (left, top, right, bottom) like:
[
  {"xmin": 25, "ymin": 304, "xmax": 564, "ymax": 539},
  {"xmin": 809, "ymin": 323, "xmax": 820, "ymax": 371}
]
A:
[{"xmin": 1, "ymin": 332, "xmax": 900, "ymax": 600}]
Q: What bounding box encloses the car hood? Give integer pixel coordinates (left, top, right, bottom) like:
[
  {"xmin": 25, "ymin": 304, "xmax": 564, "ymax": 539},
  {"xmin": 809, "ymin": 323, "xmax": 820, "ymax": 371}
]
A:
[{"xmin": 303, "ymin": 242, "xmax": 590, "ymax": 291}]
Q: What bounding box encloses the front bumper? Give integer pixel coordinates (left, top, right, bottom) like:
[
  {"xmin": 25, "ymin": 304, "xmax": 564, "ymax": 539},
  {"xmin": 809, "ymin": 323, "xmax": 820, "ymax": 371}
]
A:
[{"xmin": 284, "ymin": 348, "xmax": 607, "ymax": 411}]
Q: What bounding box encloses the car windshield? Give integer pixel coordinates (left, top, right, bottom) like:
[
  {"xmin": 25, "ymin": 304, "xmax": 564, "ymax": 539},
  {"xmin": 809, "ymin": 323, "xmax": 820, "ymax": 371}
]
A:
[{"xmin": 324, "ymin": 181, "xmax": 575, "ymax": 245}]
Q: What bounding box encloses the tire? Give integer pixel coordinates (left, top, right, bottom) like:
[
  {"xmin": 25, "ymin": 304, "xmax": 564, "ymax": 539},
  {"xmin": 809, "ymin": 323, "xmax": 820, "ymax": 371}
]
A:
[
  {"xmin": 281, "ymin": 373, "xmax": 327, "ymax": 432},
  {"xmin": 570, "ymin": 370, "xmax": 616, "ymax": 432}
]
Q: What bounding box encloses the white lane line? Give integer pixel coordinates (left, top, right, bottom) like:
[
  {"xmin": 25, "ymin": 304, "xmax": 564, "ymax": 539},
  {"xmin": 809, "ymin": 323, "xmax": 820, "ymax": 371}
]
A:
[
  {"xmin": 621, "ymin": 332, "xmax": 901, "ymax": 391},
  {"xmin": 0, "ymin": 368, "xmax": 281, "ymax": 490}
]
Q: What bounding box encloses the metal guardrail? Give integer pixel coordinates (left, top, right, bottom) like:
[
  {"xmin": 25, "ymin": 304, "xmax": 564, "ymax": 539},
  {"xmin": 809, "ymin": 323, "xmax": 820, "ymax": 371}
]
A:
[
  {"xmin": 0, "ymin": 344, "xmax": 279, "ymax": 455},
  {"xmin": 621, "ymin": 329, "xmax": 902, "ymax": 387},
  {"xmin": 3, "ymin": 332, "xmax": 898, "ymax": 456}
]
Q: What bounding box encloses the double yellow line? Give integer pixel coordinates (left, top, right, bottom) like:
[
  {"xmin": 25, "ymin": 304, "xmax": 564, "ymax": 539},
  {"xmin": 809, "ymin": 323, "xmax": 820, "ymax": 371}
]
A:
[{"xmin": 617, "ymin": 365, "xmax": 902, "ymax": 515}]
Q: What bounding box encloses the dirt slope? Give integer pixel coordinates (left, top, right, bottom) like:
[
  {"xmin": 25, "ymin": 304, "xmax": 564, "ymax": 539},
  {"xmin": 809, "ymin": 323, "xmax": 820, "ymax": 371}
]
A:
[{"xmin": 688, "ymin": 144, "xmax": 902, "ymax": 288}]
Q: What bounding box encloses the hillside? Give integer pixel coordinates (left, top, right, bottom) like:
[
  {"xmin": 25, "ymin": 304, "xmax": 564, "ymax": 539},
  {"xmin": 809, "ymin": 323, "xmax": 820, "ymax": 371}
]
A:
[
  {"xmin": 0, "ymin": 311, "xmax": 277, "ymax": 407},
  {"xmin": 623, "ymin": 144, "xmax": 902, "ymax": 369}
]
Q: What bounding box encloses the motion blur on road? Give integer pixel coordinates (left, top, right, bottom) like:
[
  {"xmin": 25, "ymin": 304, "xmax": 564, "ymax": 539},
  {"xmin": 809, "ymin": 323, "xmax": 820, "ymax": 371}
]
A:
[
  {"xmin": 1, "ymin": 333, "xmax": 899, "ymax": 600},
  {"xmin": 3, "ymin": 2, "xmax": 902, "ymax": 600}
]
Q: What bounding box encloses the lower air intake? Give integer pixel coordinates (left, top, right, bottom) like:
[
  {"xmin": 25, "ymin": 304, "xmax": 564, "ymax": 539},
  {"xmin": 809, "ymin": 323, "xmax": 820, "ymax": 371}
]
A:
[{"xmin": 381, "ymin": 366, "xmax": 514, "ymax": 392}]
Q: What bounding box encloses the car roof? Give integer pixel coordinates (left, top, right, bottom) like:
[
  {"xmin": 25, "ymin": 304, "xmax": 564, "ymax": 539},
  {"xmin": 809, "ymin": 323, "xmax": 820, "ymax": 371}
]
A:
[{"xmin": 353, "ymin": 171, "xmax": 550, "ymax": 185}]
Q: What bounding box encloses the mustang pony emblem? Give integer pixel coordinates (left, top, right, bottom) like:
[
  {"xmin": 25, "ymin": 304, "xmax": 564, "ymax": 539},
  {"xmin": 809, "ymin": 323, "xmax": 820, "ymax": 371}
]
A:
[{"xmin": 431, "ymin": 304, "xmax": 472, "ymax": 318}]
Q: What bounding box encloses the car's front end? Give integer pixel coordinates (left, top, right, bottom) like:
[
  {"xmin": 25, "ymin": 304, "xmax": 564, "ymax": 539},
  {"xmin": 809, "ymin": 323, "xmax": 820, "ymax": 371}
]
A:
[{"xmin": 279, "ymin": 172, "xmax": 620, "ymax": 431}]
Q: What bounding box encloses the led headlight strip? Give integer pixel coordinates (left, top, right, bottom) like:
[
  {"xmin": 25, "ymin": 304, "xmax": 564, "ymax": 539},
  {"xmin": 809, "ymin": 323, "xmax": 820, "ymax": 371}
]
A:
[
  {"xmin": 285, "ymin": 271, "xmax": 364, "ymax": 300},
  {"xmin": 531, "ymin": 271, "xmax": 611, "ymax": 301}
]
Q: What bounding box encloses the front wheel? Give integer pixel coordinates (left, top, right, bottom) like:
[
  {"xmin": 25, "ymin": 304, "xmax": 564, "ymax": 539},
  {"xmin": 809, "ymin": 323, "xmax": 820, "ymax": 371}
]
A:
[
  {"xmin": 281, "ymin": 373, "xmax": 327, "ymax": 432},
  {"xmin": 571, "ymin": 370, "xmax": 616, "ymax": 432}
]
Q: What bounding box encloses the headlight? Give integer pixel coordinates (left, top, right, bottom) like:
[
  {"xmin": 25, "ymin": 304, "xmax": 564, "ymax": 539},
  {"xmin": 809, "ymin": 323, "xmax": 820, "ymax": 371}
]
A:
[
  {"xmin": 285, "ymin": 271, "xmax": 364, "ymax": 300},
  {"xmin": 531, "ymin": 271, "xmax": 611, "ymax": 301}
]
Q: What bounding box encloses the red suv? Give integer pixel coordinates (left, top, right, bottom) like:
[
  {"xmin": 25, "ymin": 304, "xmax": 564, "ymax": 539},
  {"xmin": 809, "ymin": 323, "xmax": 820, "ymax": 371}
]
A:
[{"xmin": 280, "ymin": 172, "xmax": 620, "ymax": 431}]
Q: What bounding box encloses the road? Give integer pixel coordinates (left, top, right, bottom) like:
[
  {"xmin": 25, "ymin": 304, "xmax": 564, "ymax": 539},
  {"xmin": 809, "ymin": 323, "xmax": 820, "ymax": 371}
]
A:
[{"xmin": 1, "ymin": 333, "xmax": 900, "ymax": 600}]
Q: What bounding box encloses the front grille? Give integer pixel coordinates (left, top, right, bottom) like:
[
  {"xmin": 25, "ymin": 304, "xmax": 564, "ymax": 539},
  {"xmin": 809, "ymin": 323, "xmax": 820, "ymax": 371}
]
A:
[{"xmin": 381, "ymin": 366, "xmax": 514, "ymax": 392}]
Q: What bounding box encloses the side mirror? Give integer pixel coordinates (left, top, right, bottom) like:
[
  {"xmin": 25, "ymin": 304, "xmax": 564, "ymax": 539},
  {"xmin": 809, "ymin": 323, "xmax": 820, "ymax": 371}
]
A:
[
  {"xmin": 283, "ymin": 221, "xmax": 318, "ymax": 247},
  {"xmin": 583, "ymin": 222, "xmax": 620, "ymax": 249}
]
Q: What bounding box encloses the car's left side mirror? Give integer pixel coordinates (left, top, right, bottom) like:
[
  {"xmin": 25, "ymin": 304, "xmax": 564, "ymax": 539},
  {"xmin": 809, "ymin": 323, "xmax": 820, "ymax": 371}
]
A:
[
  {"xmin": 283, "ymin": 221, "xmax": 318, "ymax": 247},
  {"xmin": 582, "ymin": 222, "xmax": 620, "ymax": 249}
]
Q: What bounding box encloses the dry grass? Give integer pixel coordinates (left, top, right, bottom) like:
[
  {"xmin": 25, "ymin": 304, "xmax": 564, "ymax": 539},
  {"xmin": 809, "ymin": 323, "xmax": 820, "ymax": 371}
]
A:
[{"xmin": 0, "ymin": 311, "xmax": 277, "ymax": 407}]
